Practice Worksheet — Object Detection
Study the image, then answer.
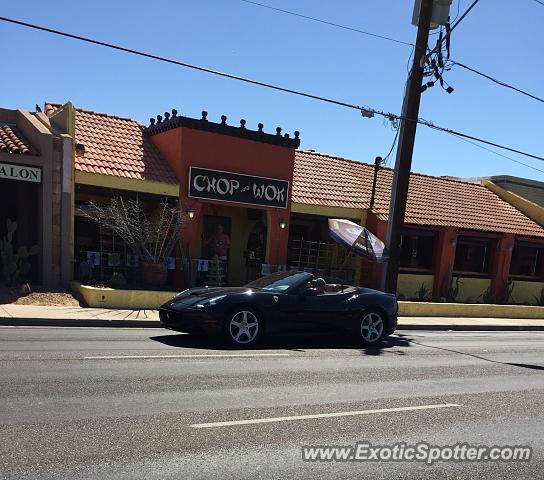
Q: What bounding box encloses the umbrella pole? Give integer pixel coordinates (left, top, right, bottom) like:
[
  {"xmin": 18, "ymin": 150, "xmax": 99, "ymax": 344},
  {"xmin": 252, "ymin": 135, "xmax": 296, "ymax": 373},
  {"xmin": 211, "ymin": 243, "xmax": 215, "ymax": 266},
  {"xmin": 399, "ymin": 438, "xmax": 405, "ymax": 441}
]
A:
[{"xmin": 339, "ymin": 246, "xmax": 353, "ymax": 292}]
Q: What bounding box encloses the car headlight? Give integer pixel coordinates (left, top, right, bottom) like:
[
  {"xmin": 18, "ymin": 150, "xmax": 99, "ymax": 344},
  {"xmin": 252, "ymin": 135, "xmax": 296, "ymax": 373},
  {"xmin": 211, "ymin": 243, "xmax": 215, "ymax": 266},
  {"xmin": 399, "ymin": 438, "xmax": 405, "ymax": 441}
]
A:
[{"xmin": 195, "ymin": 295, "xmax": 226, "ymax": 308}]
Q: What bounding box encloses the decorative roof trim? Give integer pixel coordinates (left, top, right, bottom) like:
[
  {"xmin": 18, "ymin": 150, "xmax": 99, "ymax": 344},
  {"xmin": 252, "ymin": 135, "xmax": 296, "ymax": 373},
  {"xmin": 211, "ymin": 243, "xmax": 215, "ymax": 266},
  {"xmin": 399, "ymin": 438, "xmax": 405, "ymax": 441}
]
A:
[{"xmin": 145, "ymin": 109, "xmax": 300, "ymax": 148}]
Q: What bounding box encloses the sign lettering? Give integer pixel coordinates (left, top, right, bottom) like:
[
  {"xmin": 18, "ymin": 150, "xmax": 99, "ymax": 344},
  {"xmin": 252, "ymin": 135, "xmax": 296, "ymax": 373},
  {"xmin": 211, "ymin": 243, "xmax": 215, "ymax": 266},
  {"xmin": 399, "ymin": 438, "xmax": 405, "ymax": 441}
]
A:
[
  {"xmin": 0, "ymin": 162, "xmax": 42, "ymax": 183},
  {"xmin": 189, "ymin": 167, "xmax": 289, "ymax": 209}
]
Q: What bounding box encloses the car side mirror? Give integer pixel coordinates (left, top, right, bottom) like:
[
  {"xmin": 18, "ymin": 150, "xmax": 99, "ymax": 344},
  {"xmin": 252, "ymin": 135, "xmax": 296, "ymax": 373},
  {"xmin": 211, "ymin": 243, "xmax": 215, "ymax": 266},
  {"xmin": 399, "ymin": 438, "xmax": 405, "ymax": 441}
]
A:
[{"xmin": 300, "ymin": 288, "xmax": 318, "ymax": 298}]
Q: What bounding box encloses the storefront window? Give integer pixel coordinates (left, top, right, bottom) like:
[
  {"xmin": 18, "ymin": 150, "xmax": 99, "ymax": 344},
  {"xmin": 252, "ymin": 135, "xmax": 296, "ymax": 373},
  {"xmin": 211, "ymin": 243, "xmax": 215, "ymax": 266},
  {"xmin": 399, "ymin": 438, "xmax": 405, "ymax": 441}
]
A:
[
  {"xmin": 399, "ymin": 230, "xmax": 435, "ymax": 270},
  {"xmin": 454, "ymin": 237, "xmax": 491, "ymax": 274},
  {"xmin": 510, "ymin": 242, "xmax": 542, "ymax": 277}
]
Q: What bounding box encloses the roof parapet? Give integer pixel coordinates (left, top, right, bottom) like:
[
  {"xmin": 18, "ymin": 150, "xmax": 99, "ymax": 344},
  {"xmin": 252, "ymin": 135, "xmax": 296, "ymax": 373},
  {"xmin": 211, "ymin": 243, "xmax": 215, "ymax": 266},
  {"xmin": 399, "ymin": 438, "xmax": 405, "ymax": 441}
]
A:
[{"xmin": 145, "ymin": 109, "xmax": 300, "ymax": 148}]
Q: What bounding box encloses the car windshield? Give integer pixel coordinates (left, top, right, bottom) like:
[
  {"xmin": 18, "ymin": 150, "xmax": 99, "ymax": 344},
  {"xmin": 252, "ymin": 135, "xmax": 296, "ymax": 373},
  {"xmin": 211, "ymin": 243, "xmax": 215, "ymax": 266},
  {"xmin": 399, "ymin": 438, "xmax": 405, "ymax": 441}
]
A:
[{"xmin": 244, "ymin": 271, "xmax": 310, "ymax": 292}]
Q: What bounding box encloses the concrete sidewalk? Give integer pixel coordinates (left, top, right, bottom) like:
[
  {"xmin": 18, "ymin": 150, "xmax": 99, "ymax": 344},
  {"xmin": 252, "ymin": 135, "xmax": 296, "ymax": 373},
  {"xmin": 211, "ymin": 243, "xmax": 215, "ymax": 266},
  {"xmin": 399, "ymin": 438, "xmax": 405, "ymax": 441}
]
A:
[
  {"xmin": 1, "ymin": 304, "xmax": 544, "ymax": 330},
  {"xmin": 0, "ymin": 304, "xmax": 159, "ymax": 327}
]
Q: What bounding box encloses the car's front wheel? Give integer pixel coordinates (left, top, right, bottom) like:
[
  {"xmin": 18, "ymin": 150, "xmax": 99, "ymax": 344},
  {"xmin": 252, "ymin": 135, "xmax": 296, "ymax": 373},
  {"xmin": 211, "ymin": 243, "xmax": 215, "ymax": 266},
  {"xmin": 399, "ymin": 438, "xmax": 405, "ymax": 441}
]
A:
[
  {"xmin": 359, "ymin": 309, "xmax": 387, "ymax": 345},
  {"xmin": 225, "ymin": 308, "xmax": 262, "ymax": 347}
]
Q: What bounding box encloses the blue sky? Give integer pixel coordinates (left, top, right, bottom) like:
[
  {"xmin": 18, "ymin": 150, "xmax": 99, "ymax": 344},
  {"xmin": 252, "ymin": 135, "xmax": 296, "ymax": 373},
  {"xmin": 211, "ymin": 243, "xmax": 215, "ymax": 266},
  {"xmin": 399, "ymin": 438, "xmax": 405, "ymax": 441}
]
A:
[{"xmin": 1, "ymin": 0, "xmax": 543, "ymax": 180}]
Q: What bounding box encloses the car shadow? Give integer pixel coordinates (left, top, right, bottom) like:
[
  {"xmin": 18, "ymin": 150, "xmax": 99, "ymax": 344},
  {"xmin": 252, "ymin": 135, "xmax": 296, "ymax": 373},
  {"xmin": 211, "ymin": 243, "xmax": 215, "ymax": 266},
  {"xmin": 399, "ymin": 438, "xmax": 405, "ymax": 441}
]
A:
[
  {"xmin": 408, "ymin": 338, "xmax": 544, "ymax": 372},
  {"xmin": 149, "ymin": 332, "xmax": 414, "ymax": 354}
]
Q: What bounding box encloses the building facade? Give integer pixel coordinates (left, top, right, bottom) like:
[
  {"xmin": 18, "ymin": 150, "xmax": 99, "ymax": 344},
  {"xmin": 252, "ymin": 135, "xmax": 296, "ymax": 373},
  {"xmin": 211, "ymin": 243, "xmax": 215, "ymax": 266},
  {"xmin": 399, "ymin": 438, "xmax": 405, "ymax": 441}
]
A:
[
  {"xmin": 0, "ymin": 107, "xmax": 72, "ymax": 286},
  {"xmin": 6, "ymin": 101, "xmax": 544, "ymax": 305}
]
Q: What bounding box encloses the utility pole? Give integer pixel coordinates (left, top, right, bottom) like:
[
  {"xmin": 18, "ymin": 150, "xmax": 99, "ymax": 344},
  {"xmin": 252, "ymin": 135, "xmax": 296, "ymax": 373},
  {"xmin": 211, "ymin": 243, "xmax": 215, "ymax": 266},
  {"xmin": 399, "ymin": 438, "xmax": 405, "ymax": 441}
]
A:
[{"xmin": 382, "ymin": 0, "xmax": 434, "ymax": 293}]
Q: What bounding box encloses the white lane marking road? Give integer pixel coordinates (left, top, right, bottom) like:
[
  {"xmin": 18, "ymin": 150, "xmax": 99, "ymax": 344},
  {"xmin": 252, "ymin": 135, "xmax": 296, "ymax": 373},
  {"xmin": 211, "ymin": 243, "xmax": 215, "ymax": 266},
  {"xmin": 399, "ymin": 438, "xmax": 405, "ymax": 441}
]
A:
[
  {"xmin": 84, "ymin": 353, "xmax": 290, "ymax": 359},
  {"xmin": 190, "ymin": 403, "xmax": 461, "ymax": 429}
]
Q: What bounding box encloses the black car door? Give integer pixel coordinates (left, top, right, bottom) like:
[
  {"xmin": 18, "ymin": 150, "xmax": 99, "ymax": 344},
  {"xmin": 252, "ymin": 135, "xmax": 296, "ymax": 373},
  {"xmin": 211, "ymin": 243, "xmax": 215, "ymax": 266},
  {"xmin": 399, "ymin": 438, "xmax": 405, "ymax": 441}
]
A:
[
  {"xmin": 296, "ymin": 292, "xmax": 350, "ymax": 333},
  {"xmin": 264, "ymin": 291, "xmax": 305, "ymax": 334}
]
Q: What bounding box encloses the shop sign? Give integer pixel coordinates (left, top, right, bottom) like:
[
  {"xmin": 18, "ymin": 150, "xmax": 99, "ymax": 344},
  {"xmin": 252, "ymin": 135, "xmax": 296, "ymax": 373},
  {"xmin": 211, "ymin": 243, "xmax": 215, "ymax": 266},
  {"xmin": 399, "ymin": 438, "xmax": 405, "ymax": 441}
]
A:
[
  {"xmin": 189, "ymin": 167, "xmax": 289, "ymax": 209},
  {"xmin": 0, "ymin": 162, "xmax": 41, "ymax": 183}
]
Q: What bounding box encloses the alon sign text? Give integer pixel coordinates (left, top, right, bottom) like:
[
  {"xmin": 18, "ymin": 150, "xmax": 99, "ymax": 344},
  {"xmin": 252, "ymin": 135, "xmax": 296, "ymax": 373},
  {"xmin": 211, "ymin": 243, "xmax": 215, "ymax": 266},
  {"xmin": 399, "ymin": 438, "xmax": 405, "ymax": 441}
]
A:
[
  {"xmin": 189, "ymin": 167, "xmax": 289, "ymax": 209},
  {"xmin": 0, "ymin": 162, "xmax": 42, "ymax": 183}
]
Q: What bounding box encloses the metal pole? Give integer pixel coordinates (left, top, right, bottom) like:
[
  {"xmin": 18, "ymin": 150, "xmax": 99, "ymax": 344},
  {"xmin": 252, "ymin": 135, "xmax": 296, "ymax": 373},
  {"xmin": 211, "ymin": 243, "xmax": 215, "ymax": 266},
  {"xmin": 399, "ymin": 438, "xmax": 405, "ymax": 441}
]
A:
[
  {"xmin": 382, "ymin": 0, "xmax": 434, "ymax": 293},
  {"xmin": 369, "ymin": 156, "xmax": 383, "ymax": 210}
]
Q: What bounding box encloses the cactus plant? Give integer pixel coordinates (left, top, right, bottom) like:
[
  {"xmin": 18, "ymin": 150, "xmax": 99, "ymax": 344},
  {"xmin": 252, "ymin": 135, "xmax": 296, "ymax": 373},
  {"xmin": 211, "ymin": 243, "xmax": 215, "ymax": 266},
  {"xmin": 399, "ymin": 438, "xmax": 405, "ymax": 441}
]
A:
[{"xmin": 0, "ymin": 219, "xmax": 39, "ymax": 286}]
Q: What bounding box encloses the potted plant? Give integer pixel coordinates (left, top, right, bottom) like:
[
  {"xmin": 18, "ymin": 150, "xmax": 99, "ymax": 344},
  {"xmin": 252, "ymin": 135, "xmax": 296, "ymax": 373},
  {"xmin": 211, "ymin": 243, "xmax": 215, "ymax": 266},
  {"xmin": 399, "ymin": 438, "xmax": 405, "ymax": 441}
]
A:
[{"xmin": 85, "ymin": 197, "xmax": 185, "ymax": 287}]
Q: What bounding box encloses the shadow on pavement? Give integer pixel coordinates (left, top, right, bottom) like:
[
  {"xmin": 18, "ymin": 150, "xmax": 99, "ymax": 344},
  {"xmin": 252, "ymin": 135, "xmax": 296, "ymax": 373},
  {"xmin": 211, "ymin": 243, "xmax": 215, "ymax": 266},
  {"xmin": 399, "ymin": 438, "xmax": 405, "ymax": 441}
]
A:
[
  {"xmin": 149, "ymin": 332, "xmax": 414, "ymax": 354},
  {"xmin": 409, "ymin": 338, "xmax": 544, "ymax": 372}
]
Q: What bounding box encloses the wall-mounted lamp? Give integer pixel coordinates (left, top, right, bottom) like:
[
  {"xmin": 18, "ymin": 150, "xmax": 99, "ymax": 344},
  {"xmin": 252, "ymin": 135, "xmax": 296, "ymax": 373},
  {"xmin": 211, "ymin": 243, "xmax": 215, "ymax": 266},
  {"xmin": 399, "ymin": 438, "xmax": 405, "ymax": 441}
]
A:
[
  {"xmin": 187, "ymin": 209, "xmax": 195, "ymax": 219},
  {"xmin": 278, "ymin": 219, "xmax": 287, "ymax": 229}
]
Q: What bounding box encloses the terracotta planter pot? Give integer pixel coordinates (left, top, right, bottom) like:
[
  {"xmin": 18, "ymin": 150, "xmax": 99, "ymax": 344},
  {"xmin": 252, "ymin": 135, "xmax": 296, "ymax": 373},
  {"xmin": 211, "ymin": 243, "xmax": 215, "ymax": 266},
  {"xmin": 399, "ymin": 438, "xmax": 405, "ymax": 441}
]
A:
[{"xmin": 141, "ymin": 261, "xmax": 167, "ymax": 286}]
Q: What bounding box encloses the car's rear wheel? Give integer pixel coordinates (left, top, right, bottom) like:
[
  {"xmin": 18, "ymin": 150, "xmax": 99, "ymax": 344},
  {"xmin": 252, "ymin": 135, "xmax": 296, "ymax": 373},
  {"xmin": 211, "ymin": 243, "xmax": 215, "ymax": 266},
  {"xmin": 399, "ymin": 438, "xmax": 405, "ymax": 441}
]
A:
[
  {"xmin": 225, "ymin": 308, "xmax": 262, "ymax": 347},
  {"xmin": 359, "ymin": 309, "xmax": 387, "ymax": 345}
]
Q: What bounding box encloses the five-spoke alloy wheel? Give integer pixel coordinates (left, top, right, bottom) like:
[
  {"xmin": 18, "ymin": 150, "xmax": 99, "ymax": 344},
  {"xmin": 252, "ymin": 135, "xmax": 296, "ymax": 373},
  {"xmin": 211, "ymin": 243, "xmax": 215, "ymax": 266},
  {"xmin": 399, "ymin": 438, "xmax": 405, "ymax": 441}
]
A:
[
  {"xmin": 360, "ymin": 309, "xmax": 386, "ymax": 345},
  {"xmin": 226, "ymin": 309, "xmax": 261, "ymax": 346}
]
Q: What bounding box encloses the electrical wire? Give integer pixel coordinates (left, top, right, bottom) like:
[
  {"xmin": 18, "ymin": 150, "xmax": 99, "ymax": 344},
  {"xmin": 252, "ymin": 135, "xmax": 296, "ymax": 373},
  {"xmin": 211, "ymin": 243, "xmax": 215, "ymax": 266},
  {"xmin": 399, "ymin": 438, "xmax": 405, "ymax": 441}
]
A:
[
  {"xmin": 430, "ymin": 0, "xmax": 461, "ymax": 35},
  {"xmin": 451, "ymin": 60, "xmax": 544, "ymax": 104},
  {"xmin": 239, "ymin": 0, "xmax": 414, "ymax": 47},
  {"xmin": 450, "ymin": 132, "xmax": 544, "ymax": 175},
  {"xmin": 533, "ymin": 0, "xmax": 544, "ymax": 6},
  {"xmin": 430, "ymin": 0, "xmax": 480, "ymax": 54},
  {"xmin": 422, "ymin": 120, "xmax": 544, "ymax": 162},
  {"xmin": 239, "ymin": 0, "xmax": 544, "ymax": 107},
  {"xmin": 1, "ymin": 15, "xmax": 543, "ymax": 165},
  {"xmin": 382, "ymin": 127, "xmax": 400, "ymax": 166}
]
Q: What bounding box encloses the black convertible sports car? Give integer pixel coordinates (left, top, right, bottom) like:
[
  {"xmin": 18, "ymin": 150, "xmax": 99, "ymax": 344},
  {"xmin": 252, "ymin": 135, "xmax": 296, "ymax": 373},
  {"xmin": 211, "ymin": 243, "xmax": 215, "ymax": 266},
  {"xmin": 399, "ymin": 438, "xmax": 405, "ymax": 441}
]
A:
[{"xmin": 159, "ymin": 271, "xmax": 398, "ymax": 347}]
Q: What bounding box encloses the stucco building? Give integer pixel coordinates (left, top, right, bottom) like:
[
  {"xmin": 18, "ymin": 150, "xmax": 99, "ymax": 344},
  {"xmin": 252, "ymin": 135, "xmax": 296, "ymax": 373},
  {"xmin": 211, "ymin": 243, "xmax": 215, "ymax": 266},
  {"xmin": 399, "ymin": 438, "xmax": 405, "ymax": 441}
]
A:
[
  {"xmin": 4, "ymin": 100, "xmax": 544, "ymax": 305},
  {"xmin": 0, "ymin": 107, "xmax": 72, "ymax": 286}
]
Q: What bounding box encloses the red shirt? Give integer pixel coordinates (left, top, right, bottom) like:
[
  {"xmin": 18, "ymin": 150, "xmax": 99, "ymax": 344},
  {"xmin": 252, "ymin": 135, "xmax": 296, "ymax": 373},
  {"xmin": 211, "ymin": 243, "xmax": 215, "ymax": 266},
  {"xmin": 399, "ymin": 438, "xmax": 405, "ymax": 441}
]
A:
[{"xmin": 207, "ymin": 233, "xmax": 230, "ymax": 257}]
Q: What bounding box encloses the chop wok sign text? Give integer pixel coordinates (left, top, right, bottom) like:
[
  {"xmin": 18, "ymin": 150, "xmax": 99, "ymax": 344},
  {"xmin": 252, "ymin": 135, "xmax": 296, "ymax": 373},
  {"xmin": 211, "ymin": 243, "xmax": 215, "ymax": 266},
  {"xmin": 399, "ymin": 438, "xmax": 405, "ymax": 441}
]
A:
[{"xmin": 189, "ymin": 167, "xmax": 289, "ymax": 209}]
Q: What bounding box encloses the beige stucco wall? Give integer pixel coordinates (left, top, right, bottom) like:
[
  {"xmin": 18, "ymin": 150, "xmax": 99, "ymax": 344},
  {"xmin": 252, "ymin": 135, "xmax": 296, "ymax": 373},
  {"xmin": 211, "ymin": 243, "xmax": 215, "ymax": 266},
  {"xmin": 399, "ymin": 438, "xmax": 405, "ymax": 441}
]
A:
[
  {"xmin": 453, "ymin": 277, "xmax": 492, "ymax": 303},
  {"xmin": 510, "ymin": 280, "xmax": 544, "ymax": 305},
  {"xmin": 397, "ymin": 273, "xmax": 434, "ymax": 300}
]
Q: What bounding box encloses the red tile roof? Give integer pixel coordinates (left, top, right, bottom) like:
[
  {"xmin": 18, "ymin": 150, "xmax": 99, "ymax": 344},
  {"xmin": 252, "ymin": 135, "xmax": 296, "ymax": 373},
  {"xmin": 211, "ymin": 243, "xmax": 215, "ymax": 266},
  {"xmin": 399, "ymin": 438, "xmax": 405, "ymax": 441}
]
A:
[
  {"xmin": 45, "ymin": 103, "xmax": 177, "ymax": 184},
  {"xmin": 294, "ymin": 150, "xmax": 544, "ymax": 238},
  {"xmin": 0, "ymin": 124, "xmax": 34, "ymax": 154}
]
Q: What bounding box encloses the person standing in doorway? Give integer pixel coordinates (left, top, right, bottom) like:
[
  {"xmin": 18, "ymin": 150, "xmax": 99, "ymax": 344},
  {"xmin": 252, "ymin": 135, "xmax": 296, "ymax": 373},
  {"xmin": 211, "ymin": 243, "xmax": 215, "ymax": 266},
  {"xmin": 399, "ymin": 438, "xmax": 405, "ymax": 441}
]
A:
[
  {"xmin": 206, "ymin": 224, "xmax": 230, "ymax": 261},
  {"xmin": 246, "ymin": 222, "xmax": 266, "ymax": 264},
  {"xmin": 245, "ymin": 221, "xmax": 267, "ymax": 282}
]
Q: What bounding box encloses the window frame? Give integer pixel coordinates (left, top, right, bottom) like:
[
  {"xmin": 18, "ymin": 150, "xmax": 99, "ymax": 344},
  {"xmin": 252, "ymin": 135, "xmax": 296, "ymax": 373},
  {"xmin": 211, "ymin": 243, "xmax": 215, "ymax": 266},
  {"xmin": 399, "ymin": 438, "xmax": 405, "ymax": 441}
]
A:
[
  {"xmin": 509, "ymin": 240, "xmax": 544, "ymax": 279},
  {"xmin": 398, "ymin": 228, "xmax": 436, "ymax": 273},
  {"xmin": 453, "ymin": 236, "xmax": 492, "ymax": 276}
]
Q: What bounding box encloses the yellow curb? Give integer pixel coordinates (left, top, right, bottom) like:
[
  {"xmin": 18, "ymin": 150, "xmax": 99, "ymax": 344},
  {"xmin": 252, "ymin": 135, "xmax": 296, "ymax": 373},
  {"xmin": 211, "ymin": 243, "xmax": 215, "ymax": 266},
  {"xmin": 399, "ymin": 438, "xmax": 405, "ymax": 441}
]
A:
[{"xmin": 399, "ymin": 301, "xmax": 544, "ymax": 319}]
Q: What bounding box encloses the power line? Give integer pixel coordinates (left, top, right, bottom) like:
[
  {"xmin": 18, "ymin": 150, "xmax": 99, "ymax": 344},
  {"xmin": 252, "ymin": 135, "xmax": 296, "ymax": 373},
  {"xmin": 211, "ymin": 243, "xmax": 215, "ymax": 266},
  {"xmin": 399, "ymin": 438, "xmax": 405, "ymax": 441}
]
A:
[
  {"xmin": 0, "ymin": 16, "xmax": 364, "ymax": 111},
  {"xmin": 382, "ymin": 127, "xmax": 400, "ymax": 166},
  {"xmin": 422, "ymin": 120, "xmax": 544, "ymax": 162},
  {"xmin": 239, "ymin": 0, "xmax": 414, "ymax": 47},
  {"xmin": 239, "ymin": 0, "xmax": 544, "ymax": 108},
  {"xmin": 1, "ymin": 15, "xmax": 544, "ymax": 165},
  {"xmin": 451, "ymin": 131, "xmax": 544, "ymax": 175},
  {"xmin": 533, "ymin": 0, "xmax": 544, "ymax": 7},
  {"xmin": 451, "ymin": 60, "xmax": 544, "ymax": 104}
]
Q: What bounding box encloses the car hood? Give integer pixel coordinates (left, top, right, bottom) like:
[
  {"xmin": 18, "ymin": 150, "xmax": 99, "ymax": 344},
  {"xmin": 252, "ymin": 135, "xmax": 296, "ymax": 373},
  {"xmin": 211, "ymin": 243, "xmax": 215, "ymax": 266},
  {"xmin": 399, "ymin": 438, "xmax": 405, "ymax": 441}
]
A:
[{"xmin": 163, "ymin": 286, "xmax": 253, "ymax": 308}]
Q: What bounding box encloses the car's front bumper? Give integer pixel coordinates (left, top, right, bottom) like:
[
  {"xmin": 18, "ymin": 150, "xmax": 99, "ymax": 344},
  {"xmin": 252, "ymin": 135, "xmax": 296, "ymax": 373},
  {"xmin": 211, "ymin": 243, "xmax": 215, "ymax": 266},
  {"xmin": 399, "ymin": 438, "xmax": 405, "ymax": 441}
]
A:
[{"xmin": 158, "ymin": 307, "xmax": 223, "ymax": 334}]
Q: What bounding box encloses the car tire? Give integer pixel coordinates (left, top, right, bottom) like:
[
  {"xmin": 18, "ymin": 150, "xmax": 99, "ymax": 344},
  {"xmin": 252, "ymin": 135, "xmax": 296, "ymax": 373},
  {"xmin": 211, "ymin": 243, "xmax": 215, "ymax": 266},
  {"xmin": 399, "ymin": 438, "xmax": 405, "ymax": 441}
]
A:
[
  {"xmin": 224, "ymin": 308, "xmax": 262, "ymax": 347},
  {"xmin": 359, "ymin": 308, "xmax": 388, "ymax": 345}
]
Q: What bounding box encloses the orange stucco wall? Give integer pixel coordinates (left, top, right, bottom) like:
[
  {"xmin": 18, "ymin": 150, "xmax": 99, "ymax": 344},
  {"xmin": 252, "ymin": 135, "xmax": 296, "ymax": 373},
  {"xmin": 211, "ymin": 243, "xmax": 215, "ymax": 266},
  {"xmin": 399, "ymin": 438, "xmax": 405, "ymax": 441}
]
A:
[{"xmin": 150, "ymin": 126, "xmax": 296, "ymax": 286}]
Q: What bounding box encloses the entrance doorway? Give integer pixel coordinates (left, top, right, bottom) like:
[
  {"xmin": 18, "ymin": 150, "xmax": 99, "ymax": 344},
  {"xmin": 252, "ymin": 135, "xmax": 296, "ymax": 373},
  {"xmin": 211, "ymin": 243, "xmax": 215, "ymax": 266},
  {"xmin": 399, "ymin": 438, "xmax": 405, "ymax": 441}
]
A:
[
  {"xmin": 201, "ymin": 215, "xmax": 232, "ymax": 287},
  {"xmin": 0, "ymin": 179, "xmax": 40, "ymax": 283},
  {"xmin": 198, "ymin": 206, "xmax": 269, "ymax": 286}
]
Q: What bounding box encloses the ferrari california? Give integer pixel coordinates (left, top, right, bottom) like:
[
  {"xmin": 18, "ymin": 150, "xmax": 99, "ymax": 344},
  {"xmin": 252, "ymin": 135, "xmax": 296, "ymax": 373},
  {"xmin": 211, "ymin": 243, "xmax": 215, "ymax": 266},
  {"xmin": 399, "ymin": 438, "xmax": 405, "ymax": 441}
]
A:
[{"xmin": 159, "ymin": 271, "xmax": 397, "ymax": 346}]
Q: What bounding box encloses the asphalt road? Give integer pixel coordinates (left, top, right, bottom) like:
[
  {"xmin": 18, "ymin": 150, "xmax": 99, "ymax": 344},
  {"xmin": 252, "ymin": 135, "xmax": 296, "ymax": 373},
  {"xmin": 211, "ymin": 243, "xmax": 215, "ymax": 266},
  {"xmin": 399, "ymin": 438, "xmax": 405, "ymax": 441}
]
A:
[{"xmin": 1, "ymin": 326, "xmax": 543, "ymax": 479}]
